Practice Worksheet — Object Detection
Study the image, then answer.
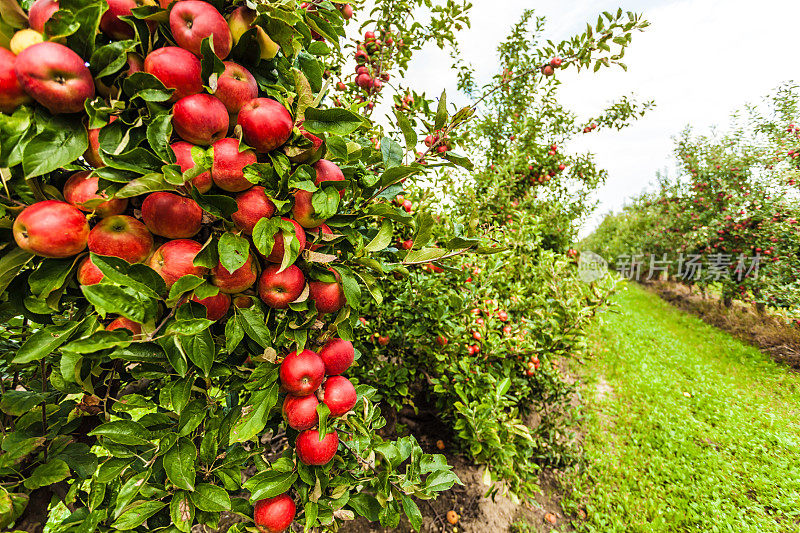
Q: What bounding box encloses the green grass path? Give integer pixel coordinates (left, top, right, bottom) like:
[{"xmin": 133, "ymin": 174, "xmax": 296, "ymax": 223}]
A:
[{"xmin": 569, "ymin": 282, "xmax": 800, "ymax": 532}]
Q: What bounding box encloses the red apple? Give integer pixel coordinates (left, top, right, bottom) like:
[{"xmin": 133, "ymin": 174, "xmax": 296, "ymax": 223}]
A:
[
  {"xmin": 28, "ymin": 0, "xmax": 59, "ymax": 33},
  {"xmin": 282, "ymin": 393, "xmax": 318, "ymax": 430},
  {"xmin": 313, "ymin": 159, "xmax": 345, "ymax": 196},
  {"xmin": 172, "ymin": 94, "xmax": 229, "ymax": 146},
  {"xmin": 253, "ymin": 494, "xmax": 295, "ymax": 533},
  {"xmin": 0, "ymin": 48, "xmax": 31, "ymax": 113},
  {"xmin": 291, "ymin": 189, "xmax": 325, "ymax": 229},
  {"xmin": 143, "ymin": 47, "xmax": 203, "ymax": 102},
  {"xmin": 169, "ymin": 0, "xmax": 231, "ymax": 58},
  {"xmin": 321, "ymin": 376, "xmax": 356, "ymax": 417},
  {"xmin": 106, "ymin": 316, "xmax": 143, "ymax": 335},
  {"xmin": 237, "ymin": 98, "xmax": 293, "ymax": 153},
  {"xmin": 317, "ymin": 338, "xmax": 353, "ymax": 375},
  {"xmin": 308, "ymin": 224, "xmax": 334, "ymax": 251},
  {"xmin": 63, "ymin": 170, "xmax": 128, "ymax": 217},
  {"xmin": 14, "ymin": 42, "xmax": 95, "ymax": 114},
  {"xmin": 211, "ymin": 137, "xmax": 256, "ymax": 192},
  {"xmin": 100, "ymin": 0, "xmax": 155, "ymax": 40},
  {"xmin": 148, "ymin": 239, "xmax": 208, "ymax": 288},
  {"xmin": 339, "ymin": 4, "xmax": 353, "ymax": 19},
  {"xmin": 13, "ymin": 201, "xmax": 89, "ymax": 258},
  {"xmin": 231, "ymin": 186, "xmax": 275, "ymax": 234},
  {"xmin": 77, "ymin": 256, "xmax": 104, "ymax": 285},
  {"xmin": 141, "ymin": 192, "xmax": 202, "ymax": 238},
  {"xmin": 308, "ymin": 269, "xmax": 346, "ymax": 314},
  {"xmin": 214, "ymin": 61, "xmax": 257, "ymax": 115},
  {"xmin": 264, "ymin": 218, "xmax": 306, "ymax": 263},
  {"xmin": 258, "ymin": 263, "xmax": 305, "ymax": 309},
  {"xmin": 211, "ymin": 252, "xmax": 258, "ymax": 293},
  {"xmin": 84, "ymin": 116, "xmax": 118, "ymax": 168},
  {"xmin": 171, "ymin": 141, "xmax": 212, "ymax": 192},
  {"xmin": 279, "ymin": 349, "xmax": 324, "ymax": 396},
  {"xmin": 88, "ymin": 215, "xmax": 153, "ymax": 264},
  {"xmin": 295, "ymin": 429, "xmax": 338, "ymax": 466},
  {"xmin": 191, "ymin": 291, "xmax": 230, "ymax": 320}
]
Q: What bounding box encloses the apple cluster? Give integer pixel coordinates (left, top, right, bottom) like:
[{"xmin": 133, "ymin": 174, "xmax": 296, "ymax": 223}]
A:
[
  {"xmin": 424, "ymin": 129, "xmax": 453, "ymax": 155},
  {"xmin": 334, "ymin": 29, "xmax": 398, "ymax": 110}
]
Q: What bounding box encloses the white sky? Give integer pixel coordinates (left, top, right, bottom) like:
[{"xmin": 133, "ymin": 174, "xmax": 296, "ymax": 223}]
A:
[{"xmin": 395, "ymin": 0, "xmax": 800, "ymax": 236}]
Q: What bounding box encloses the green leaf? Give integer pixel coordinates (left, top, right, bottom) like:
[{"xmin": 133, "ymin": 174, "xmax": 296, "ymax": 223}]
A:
[
  {"xmin": 115, "ymin": 173, "xmax": 176, "ymax": 198},
  {"xmin": 403, "ymin": 248, "xmax": 450, "ymax": 264},
  {"xmin": 167, "ymin": 275, "xmax": 205, "ymax": 305},
  {"xmin": 89, "ymin": 420, "xmax": 151, "ymax": 446},
  {"xmin": 349, "ymin": 493, "xmax": 381, "ymax": 521},
  {"xmin": 304, "ymin": 107, "xmax": 367, "ymax": 136},
  {"xmin": 91, "ymin": 39, "xmax": 138, "ymax": 78},
  {"xmin": 401, "ymin": 494, "xmax": 422, "ymax": 531},
  {"xmin": 189, "ymin": 483, "xmax": 231, "ymax": 512},
  {"xmin": 90, "ymin": 254, "xmax": 165, "ymax": 299},
  {"xmin": 244, "ymin": 471, "xmax": 297, "ymax": 501},
  {"xmin": 170, "ymin": 377, "xmax": 193, "ymax": 415},
  {"xmin": 29, "ymin": 257, "xmax": 78, "ymax": 300},
  {"xmin": 13, "ymin": 320, "xmax": 84, "ymax": 364},
  {"xmin": 82, "ymin": 283, "xmax": 158, "ymax": 323},
  {"xmin": 237, "ymin": 307, "xmax": 272, "ymax": 348},
  {"xmin": 224, "ymin": 315, "xmax": 244, "ymax": 354},
  {"xmin": 111, "ymin": 501, "xmax": 166, "ymax": 530},
  {"xmin": 0, "ymin": 247, "xmax": 33, "ymax": 294},
  {"xmin": 332, "ymin": 265, "xmax": 360, "ymax": 306},
  {"xmin": 177, "ymin": 399, "xmax": 206, "ymax": 437},
  {"xmin": 147, "ymin": 113, "xmax": 173, "ymax": 161},
  {"xmin": 395, "ymin": 110, "xmax": 417, "ymax": 151},
  {"xmin": 410, "ymin": 212, "xmax": 435, "ymax": 250},
  {"xmin": 170, "ymin": 491, "xmax": 195, "ymax": 533},
  {"xmin": 443, "ymin": 152, "xmax": 473, "ymax": 170},
  {"xmin": 164, "ymin": 437, "xmax": 197, "ymax": 491},
  {"xmin": 22, "ymin": 116, "xmax": 88, "ymax": 178},
  {"xmin": 179, "ymin": 329, "xmax": 215, "ymax": 376},
  {"xmin": 380, "ymin": 137, "xmax": 403, "ymax": 169},
  {"xmin": 229, "ymin": 385, "xmax": 278, "ymax": 443},
  {"xmin": 0, "ymin": 391, "xmax": 45, "ymax": 416},
  {"xmin": 23, "ymin": 459, "xmax": 70, "ymax": 490},
  {"xmin": 364, "ymin": 219, "xmax": 393, "ymax": 252},
  {"xmin": 218, "ymin": 233, "xmax": 250, "ymax": 274},
  {"xmin": 61, "ymin": 330, "xmax": 132, "ymax": 354},
  {"xmin": 434, "ymin": 89, "xmax": 448, "ymax": 130}
]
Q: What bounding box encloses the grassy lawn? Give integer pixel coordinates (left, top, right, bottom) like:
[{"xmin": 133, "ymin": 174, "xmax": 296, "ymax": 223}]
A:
[{"xmin": 565, "ymin": 282, "xmax": 800, "ymax": 532}]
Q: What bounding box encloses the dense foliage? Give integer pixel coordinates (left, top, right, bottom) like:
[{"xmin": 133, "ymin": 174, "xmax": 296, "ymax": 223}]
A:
[{"xmin": 584, "ymin": 84, "xmax": 800, "ymax": 316}]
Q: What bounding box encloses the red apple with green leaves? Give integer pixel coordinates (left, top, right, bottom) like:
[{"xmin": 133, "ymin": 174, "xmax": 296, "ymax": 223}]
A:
[
  {"xmin": 308, "ymin": 224, "xmax": 334, "ymax": 251},
  {"xmin": 148, "ymin": 239, "xmax": 208, "ymax": 288},
  {"xmin": 171, "ymin": 141, "xmax": 212, "ymax": 193},
  {"xmin": 141, "ymin": 192, "xmax": 202, "ymax": 239},
  {"xmin": 231, "ymin": 186, "xmax": 275, "ymax": 234},
  {"xmin": 14, "ymin": 42, "xmax": 95, "ymax": 114},
  {"xmin": 291, "ymin": 189, "xmax": 325, "ymax": 229},
  {"xmin": 0, "ymin": 48, "xmax": 31, "ymax": 113},
  {"xmin": 77, "ymin": 256, "xmax": 104, "ymax": 285},
  {"xmin": 191, "ymin": 291, "xmax": 230, "ymax": 321},
  {"xmin": 317, "ymin": 338, "xmax": 353, "ymax": 375},
  {"xmin": 28, "ymin": 0, "xmax": 59, "ymax": 33},
  {"xmin": 211, "ymin": 137, "xmax": 257, "ymax": 192},
  {"xmin": 13, "ymin": 201, "xmax": 89, "ymax": 258},
  {"xmin": 237, "ymin": 98, "xmax": 293, "ymax": 153},
  {"xmin": 253, "ymin": 494, "xmax": 295, "ymax": 533},
  {"xmin": 106, "ymin": 317, "xmax": 142, "ymax": 335},
  {"xmin": 100, "ymin": 0, "xmax": 155, "ymax": 40},
  {"xmin": 214, "ymin": 61, "xmax": 257, "ymax": 116},
  {"xmin": 88, "ymin": 215, "xmax": 153, "ymax": 264},
  {"xmin": 211, "ymin": 253, "xmax": 258, "ymax": 293},
  {"xmin": 295, "ymin": 429, "xmax": 338, "ymax": 465},
  {"xmin": 282, "ymin": 393, "xmax": 319, "ymax": 431},
  {"xmin": 321, "ymin": 376, "xmax": 356, "ymax": 417},
  {"xmin": 63, "ymin": 170, "xmax": 128, "ymax": 217},
  {"xmin": 143, "ymin": 47, "xmax": 203, "ymax": 102},
  {"xmin": 172, "ymin": 94, "xmax": 229, "ymax": 146},
  {"xmin": 265, "ymin": 218, "xmax": 306, "ymax": 263},
  {"xmin": 169, "ymin": 0, "xmax": 232, "ymax": 58},
  {"xmin": 258, "ymin": 263, "xmax": 305, "ymax": 309},
  {"xmin": 309, "ymin": 268, "xmax": 346, "ymax": 314},
  {"xmin": 279, "ymin": 349, "xmax": 324, "ymax": 396},
  {"xmin": 84, "ymin": 116, "xmax": 118, "ymax": 168}
]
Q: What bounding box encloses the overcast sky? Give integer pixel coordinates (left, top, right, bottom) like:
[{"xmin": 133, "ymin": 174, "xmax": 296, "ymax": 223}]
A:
[{"xmin": 396, "ymin": 0, "xmax": 800, "ymax": 236}]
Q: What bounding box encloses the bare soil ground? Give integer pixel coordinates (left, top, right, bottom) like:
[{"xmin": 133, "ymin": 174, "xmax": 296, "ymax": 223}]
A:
[{"xmin": 640, "ymin": 280, "xmax": 800, "ymax": 368}]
